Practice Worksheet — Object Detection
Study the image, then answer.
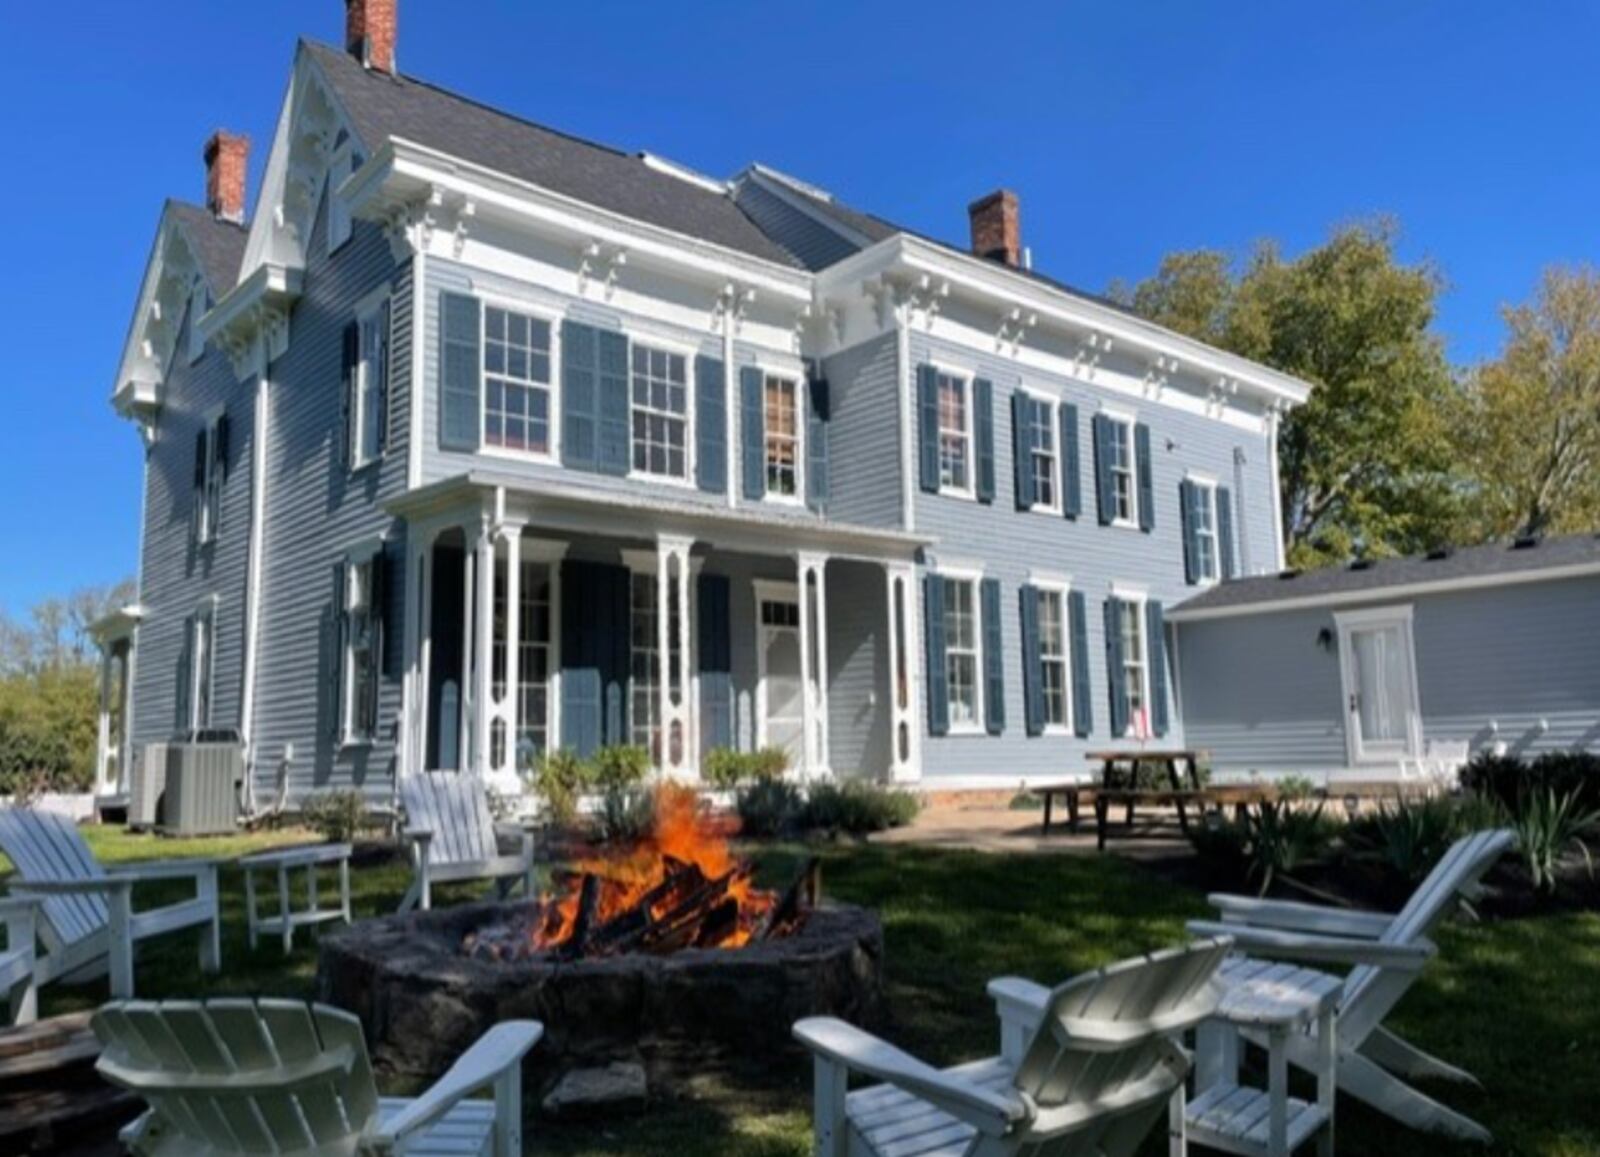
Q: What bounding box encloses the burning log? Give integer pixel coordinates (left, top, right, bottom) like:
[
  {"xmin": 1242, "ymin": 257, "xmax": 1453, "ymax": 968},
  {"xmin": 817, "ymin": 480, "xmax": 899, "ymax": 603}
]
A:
[
  {"xmin": 757, "ymin": 857, "xmax": 821, "ymax": 941},
  {"xmin": 557, "ymin": 874, "xmax": 603, "ymax": 960}
]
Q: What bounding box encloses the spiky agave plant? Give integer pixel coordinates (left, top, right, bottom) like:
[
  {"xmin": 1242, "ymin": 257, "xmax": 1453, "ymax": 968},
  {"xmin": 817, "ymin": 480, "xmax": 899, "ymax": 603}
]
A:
[{"xmin": 1512, "ymin": 789, "xmax": 1599, "ymax": 893}]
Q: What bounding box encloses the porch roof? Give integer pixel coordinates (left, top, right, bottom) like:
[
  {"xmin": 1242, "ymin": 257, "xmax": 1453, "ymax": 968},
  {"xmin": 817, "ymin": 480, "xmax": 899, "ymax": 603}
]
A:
[{"xmin": 386, "ymin": 471, "xmax": 933, "ymax": 561}]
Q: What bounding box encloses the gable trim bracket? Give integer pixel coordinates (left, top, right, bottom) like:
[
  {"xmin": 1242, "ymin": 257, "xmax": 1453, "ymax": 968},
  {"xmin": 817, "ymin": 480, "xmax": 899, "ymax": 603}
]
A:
[{"xmin": 199, "ymin": 262, "xmax": 304, "ymax": 381}]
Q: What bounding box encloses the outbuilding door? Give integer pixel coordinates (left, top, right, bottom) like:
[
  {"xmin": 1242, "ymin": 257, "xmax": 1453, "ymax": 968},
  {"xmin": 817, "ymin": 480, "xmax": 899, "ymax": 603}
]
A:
[{"xmin": 1335, "ymin": 606, "xmax": 1422, "ymax": 766}]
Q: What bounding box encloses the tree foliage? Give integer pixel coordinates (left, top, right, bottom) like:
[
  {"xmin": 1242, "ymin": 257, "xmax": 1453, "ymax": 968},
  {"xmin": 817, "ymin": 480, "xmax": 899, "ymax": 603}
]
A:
[
  {"xmin": 1454, "ymin": 266, "xmax": 1600, "ymax": 539},
  {"xmin": 1119, "ymin": 222, "xmax": 1459, "ymax": 568}
]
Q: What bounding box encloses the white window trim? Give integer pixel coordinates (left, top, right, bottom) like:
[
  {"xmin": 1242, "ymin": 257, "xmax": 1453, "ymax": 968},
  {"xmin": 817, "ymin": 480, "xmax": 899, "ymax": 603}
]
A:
[
  {"xmin": 1111, "ymin": 584, "xmax": 1152, "ymax": 740},
  {"xmin": 1020, "ymin": 388, "xmax": 1063, "ymax": 516},
  {"xmin": 752, "ymin": 579, "xmax": 802, "ymax": 751},
  {"xmin": 1033, "ymin": 577, "xmax": 1073, "ymax": 736},
  {"xmin": 758, "ymin": 366, "xmax": 806, "ymax": 506},
  {"xmin": 1101, "ymin": 407, "xmax": 1140, "ymax": 531},
  {"xmin": 1186, "ymin": 473, "xmax": 1221, "ymax": 587},
  {"xmin": 340, "ymin": 554, "xmax": 380, "ymax": 748},
  {"xmin": 349, "ymin": 285, "xmax": 392, "ymax": 473},
  {"xmin": 933, "ymin": 365, "xmax": 977, "ymax": 502},
  {"xmin": 478, "ymin": 294, "xmax": 562, "ymax": 465},
  {"xmin": 515, "ymin": 546, "xmax": 563, "ymax": 762},
  {"xmin": 189, "ymin": 596, "xmax": 218, "ymax": 734},
  {"xmin": 935, "ymin": 565, "xmax": 986, "ymax": 736},
  {"xmin": 625, "ymin": 332, "xmax": 697, "ymax": 488},
  {"xmin": 1333, "ymin": 604, "xmax": 1423, "ymax": 766},
  {"xmin": 196, "ymin": 406, "xmax": 226, "ymax": 547}
]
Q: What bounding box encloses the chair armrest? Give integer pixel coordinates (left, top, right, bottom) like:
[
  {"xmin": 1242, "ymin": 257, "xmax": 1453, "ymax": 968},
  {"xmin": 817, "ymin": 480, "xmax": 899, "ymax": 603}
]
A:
[
  {"xmin": 108, "ymin": 858, "xmax": 224, "ymax": 882},
  {"xmin": 988, "ymin": 977, "xmax": 1050, "ymax": 1065},
  {"xmin": 793, "ymin": 1017, "xmax": 1029, "ymax": 1137},
  {"xmin": 401, "ymin": 828, "xmax": 434, "ymax": 844},
  {"xmin": 0, "ymin": 897, "xmax": 37, "ymax": 954},
  {"xmin": 1206, "ymin": 894, "xmax": 1393, "ymax": 939},
  {"xmin": 366, "ymin": 1020, "xmax": 543, "ymax": 1149},
  {"xmin": 13, "ymin": 877, "xmax": 134, "ymax": 896},
  {"xmin": 1186, "ymin": 921, "xmax": 1435, "ymax": 970}
]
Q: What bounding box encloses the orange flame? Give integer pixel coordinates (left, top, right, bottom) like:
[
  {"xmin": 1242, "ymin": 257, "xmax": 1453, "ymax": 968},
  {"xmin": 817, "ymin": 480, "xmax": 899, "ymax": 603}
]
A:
[{"xmin": 532, "ymin": 784, "xmax": 774, "ymax": 952}]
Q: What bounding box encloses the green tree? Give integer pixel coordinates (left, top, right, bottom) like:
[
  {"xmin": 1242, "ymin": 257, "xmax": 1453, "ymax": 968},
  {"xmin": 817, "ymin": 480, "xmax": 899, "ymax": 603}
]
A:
[
  {"xmin": 1118, "ymin": 222, "xmax": 1458, "ymax": 568},
  {"xmin": 1455, "ymin": 266, "xmax": 1600, "ymax": 538}
]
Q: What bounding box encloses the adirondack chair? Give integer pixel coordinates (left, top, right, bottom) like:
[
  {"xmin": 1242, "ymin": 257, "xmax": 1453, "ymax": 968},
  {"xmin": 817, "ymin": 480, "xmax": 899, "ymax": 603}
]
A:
[
  {"xmin": 0, "ymin": 897, "xmax": 38, "ymax": 1025},
  {"xmin": 0, "ymin": 806, "xmax": 221, "ymax": 1000},
  {"xmin": 795, "ymin": 938, "xmax": 1232, "ymax": 1157},
  {"xmin": 1187, "ymin": 828, "xmax": 1514, "ymax": 1143},
  {"xmin": 92, "ymin": 997, "xmax": 542, "ymax": 1156},
  {"xmin": 397, "ymin": 772, "xmax": 536, "ymax": 912}
]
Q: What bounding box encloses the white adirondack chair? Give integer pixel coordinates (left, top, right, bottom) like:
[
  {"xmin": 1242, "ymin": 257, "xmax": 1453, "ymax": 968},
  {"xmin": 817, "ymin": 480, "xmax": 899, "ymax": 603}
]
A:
[
  {"xmin": 92, "ymin": 997, "xmax": 542, "ymax": 1156},
  {"xmin": 0, "ymin": 897, "xmax": 38, "ymax": 1025},
  {"xmin": 1187, "ymin": 828, "xmax": 1514, "ymax": 1143},
  {"xmin": 795, "ymin": 938, "xmax": 1232, "ymax": 1157},
  {"xmin": 397, "ymin": 772, "xmax": 535, "ymax": 912},
  {"xmin": 0, "ymin": 806, "xmax": 221, "ymax": 1000}
]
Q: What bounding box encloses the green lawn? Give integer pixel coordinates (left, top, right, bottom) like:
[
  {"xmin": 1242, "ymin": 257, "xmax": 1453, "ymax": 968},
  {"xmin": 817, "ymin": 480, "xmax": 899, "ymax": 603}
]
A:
[{"xmin": 16, "ymin": 828, "xmax": 1600, "ymax": 1156}]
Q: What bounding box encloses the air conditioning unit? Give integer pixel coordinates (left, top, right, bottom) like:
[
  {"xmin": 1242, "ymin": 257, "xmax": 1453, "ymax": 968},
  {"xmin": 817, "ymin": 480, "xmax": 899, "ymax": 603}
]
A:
[
  {"xmin": 159, "ymin": 741, "xmax": 242, "ymax": 836},
  {"xmin": 129, "ymin": 743, "xmax": 171, "ymax": 830}
]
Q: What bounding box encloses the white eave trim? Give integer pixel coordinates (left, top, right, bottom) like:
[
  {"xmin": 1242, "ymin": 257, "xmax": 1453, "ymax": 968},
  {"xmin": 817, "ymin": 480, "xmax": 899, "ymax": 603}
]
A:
[
  {"xmin": 345, "ymin": 137, "xmax": 812, "ymax": 303},
  {"xmin": 89, "ymin": 604, "xmax": 146, "ymax": 643},
  {"xmin": 199, "ymin": 263, "xmax": 303, "ymax": 344},
  {"xmin": 1166, "ymin": 559, "xmax": 1600, "ymax": 623},
  {"xmin": 819, "ymin": 234, "xmax": 1312, "ymax": 410}
]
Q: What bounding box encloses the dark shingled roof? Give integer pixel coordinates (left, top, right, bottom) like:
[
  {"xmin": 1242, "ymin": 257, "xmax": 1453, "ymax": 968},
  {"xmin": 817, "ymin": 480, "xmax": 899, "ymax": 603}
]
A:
[
  {"xmin": 1173, "ymin": 532, "xmax": 1600, "ymax": 617},
  {"xmin": 306, "ymin": 41, "xmax": 795, "ymax": 268},
  {"xmin": 167, "ymin": 200, "xmax": 247, "ymax": 293}
]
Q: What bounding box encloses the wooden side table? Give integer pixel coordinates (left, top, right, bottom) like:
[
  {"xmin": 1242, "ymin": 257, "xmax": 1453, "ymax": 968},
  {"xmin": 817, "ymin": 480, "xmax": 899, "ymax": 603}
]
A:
[
  {"xmin": 239, "ymin": 843, "xmax": 353, "ymax": 953},
  {"xmin": 1187, "ymin": 957, "xmax": 1341, "ymax": 1157}
]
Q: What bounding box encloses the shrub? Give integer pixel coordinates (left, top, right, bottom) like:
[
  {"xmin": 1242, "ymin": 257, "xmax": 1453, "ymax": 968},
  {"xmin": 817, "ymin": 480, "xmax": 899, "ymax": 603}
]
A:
[
  {"xmin": 802, "ymin": 782, "xmax": 921, "ymax": 834},
  {"xmin": 1510, "ymin": 789, "xmax": 1599, "ymax": 893},
  {"xmin": 748, "ymin": 747, "xmax": 790, "ymax": 782},
  {"xmin": 592, "ymin": 744, "xmax": 650, "ymax": 792},
  {"xmin": 736, "ymin": 778, "xmax": 803, "ymax": 837},
  {"xmin": 302, "ymin": 790, "xmax": 368, "ymax": 843},
  {"xmin": 531, "ymin": 749, "xmax": 592, "ymax": 827},
  {"xmin": 1276, "ymin": 774, "xmax": 1318, "ymax": 802},
  {"xmin": 597, "ymin": 785, "xmax": 657, "ymax": 844},
  {"xmin": 1462, "ymin": 750, "xmax": 1600, "ymax": 812},
  {"xmin": 702, "ymin": 747, "xmax": 750, "ymax": 791},
  {"xmin": 1188, "ymin": 800, "xmax": 1339, "ymax": 895}
]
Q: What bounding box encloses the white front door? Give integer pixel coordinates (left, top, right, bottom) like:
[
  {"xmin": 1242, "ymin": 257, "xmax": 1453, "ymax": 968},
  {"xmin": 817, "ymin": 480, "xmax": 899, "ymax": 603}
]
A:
[
  {"xmin": 1336, "ymin": 607, "xmax": 1421, "ymax": 765},
  {"xmin": 757, "ymin": 593, "xmax": 804, "ymax": 763}
]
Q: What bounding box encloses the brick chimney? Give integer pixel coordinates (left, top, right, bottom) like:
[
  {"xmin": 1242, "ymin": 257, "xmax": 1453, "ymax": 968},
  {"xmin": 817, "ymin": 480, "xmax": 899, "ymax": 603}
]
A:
[
  {"xmin": 968, "ymin": 189, "xmax": 1021, "ymax": 267},
  {"xmin": 203, "ymin": 131, "xmax": 250, "ymax": 224},
  {"xmin": 346, "ymin": 0, "xmax": 397, "ymax": 74}
]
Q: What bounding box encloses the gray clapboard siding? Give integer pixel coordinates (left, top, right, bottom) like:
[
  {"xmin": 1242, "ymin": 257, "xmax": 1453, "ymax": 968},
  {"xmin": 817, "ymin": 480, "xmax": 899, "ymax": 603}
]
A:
[
  {"xmin": 820, "ymin": 333, "xmax": 902, "ymax": 529},
  {"xmin": 826, "ymin": 559, "xmax": 891, "ymax": 780},
  {"xmin": 248, "ymin": 205, "xmax": 409, "ymax": 809},
  {"xmin": 730, "ymin": 179, "xmax": 861, "ymax": 272},
  {"xmin": 1178, "ymin": 575, "xmax": 1600, "ymax": 773},
  {"xmin": 130, "ymin": 301, "xmax": 253, "ymax": 746},
  {"xmin": 907, "ymin": 330, "xmax": 1279, "ymax": 783}
]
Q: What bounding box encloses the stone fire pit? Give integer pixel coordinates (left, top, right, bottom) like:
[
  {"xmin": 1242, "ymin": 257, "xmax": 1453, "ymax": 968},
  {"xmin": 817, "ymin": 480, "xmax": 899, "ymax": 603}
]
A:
[{"xmin": 316, "ymin": 897, "xmax": 882, "ymax": 1109}]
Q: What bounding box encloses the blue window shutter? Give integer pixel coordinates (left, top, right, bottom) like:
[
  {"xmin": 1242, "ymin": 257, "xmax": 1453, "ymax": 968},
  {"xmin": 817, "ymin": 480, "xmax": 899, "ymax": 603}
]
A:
[
  {"xmin": 695, "ymin": 355, "xmax": 727, "ymax": 494},
  {"xmin": 596, "ymin": 329, "xmax": 630, "ymax": 477},
  {"xmin": 325, "ymin": 562, "xmax": 346, "ymax": 742},
  {"xmin": 1068, "ymin": 590, "xmax": 1093, "ymax": 738},
  {"xmin": 806, "ymin": 373, "xmax": 830, "ymax": 513},
  {"xmin": 1217, "ymin": 486, "xmax": 1237, "ymax": 579},
  {"xmin": 561, "ymin": 319, "xmax": 597, "ymax": 471},
  {"xmin": 1148, "ymin": 601, "xmax": 1170, "ymax": 737},
  {"xmin": 340, "ymin": 318, "xmax": 359, "ymax": 467},
  {"xmin": 923, "ymin": 574, "xmax": 949, "ymax": 736},
  {"xmin": 981, "ymin": 576, "xmax": 1004, "ymax": 734},
  {"xmin": 1061, "ymin": 403, "xmax": 1081, "ymax": 519},
  {"xmin": 917, "ymin": 364, "xmax": 940, "ymax": 493},
  {"xmin": 1011, "ymin": 392, "xmax": 1035, "ymax": 510},
  {"xmin": 380, "ymin": 539, "xmax": 405, "ymax": 682},
  {"xmin": 561, "ymin": 559, "xmax": 632, "ymax": 755},
  {"xmin": 740, "ymin": 365, "xmax": 765, "ymax": 500},
  {"xmin": 697, "ymin": 573, "xmax": 733, "ymax": 752},
  {"xmin": 1180, "ymin": 479, "xmax": 1200, "ymax": 585},
  {"xmin": 1019, "ymin": 585, "xmax": 1043, "ymax": 736},
  {"xmin": 1104, "ymin": 597, "xmax": 1128, "ymax": 738},
  {"xmin": 1135, "ymin": 422, "xmax": 1155, "ymax": 532},
  {"xmin": 1092, "ymin": 414, "xmax": 1115, "ymax": 525},
  {"xmin": 438, "ymin": 292, "xmax": 481, "ymax": 452},
  {"xmin": 974, "ymin": 378, "xmax": 996, "ymax": 504}
]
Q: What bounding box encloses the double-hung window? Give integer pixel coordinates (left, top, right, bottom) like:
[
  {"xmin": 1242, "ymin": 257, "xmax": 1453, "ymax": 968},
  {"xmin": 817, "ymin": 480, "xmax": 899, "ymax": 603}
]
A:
[
  {"xmin": 484, "ymin": 306, "xmax": 554, "ymax": 455},
  {"xmin": 189, "ymin": 601, "xmax": 215, "ymax": 734},
  {"xmin": 937, "ymin": 371, "xmax": 973, "ymax": 494},
  {"xmin": 343, "ymin": 557, "xmax": 380, "ymax": 743},
  {"xmin": 1116, "ymin": 593, "xmax": 1151, "ymax": 737},
  {"xmin": 194, "ymin": 412, "xmax": 227, "ymax": 546},
  {"xmin": 764, "ymin": 373, "xmax": 801, "ymax": 498},
  {"xmin": 942, "ymin": 576, "xmax": 982, "ymax": 730},
  {"xmin": 1036, "ymin": 586, "xmax": 1069, "ymax": 729},
  {"xmin": 517, "ymin": 561, "xmax": 555, "ymax": 760},
  {"xmin": 350, "ymin": 297, "xmax": 390, "ymax": 469},
  {"xmin": 630, "ymin": 344, "xmax": 689, "ymax": 480},
  {"xmin": 1028, "ymin": 396, "xmax": 1060, "ymax": 512},
  {"xmin": 1192, "ymin": 480, "xmax": 1219, "ymax": 584},
  {"xmin": 1106, "ymin": 415, "xmax": 1138, "ymax": 526}
]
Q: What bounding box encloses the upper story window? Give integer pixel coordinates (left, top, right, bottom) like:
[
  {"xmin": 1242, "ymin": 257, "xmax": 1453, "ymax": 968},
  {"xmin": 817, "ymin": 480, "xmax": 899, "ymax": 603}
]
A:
[
  {"xmin": 1026, "ymin": 395, "xmax": 1060, "ymax": 513},
  {"xmin": 1105, "ymin": 414, "xmax": 1138, "ymax": 527},
  {"xmin": 484, "ymin": 306, "xmax": 553, "ymax": 456},
  {"xmin": 1188, "ymin": 480, "xmax": 1219, "ymax": 584},
  {"xmin": 347, "ymin": 296, "xmax": 390, "ymax": 470},
  {"xmin": 342, "ymin": 555, "xmax": 380, "ymax": 743},
  {"xmin": 764, "ymin": 374, "xmax": 800, "ymax": 499},
  {"xmin": 943, "ymin": 576, "xmax": 982, "ymax": 732},
  {"xmin": 192, "ymin": 411, "xmax": 229, "ymax": 546},
  {"xmin": 1036, "ymin": 586, "xmax": 1070, "ymax": 730},
  {"xmin": 937, "ymin": 370, "xmax": 972, "ymax": 494},
  {"xmin": 630, "ymin": 344, "xmax": 689, "ymax": 480}
]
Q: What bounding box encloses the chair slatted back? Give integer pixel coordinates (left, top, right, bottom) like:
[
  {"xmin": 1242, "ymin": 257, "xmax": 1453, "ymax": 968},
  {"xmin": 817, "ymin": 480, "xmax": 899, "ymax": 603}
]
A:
[
  {"xmin": 92, "ymin": 998, "xmax": 380, "ymax": 1156},
  {"xmin": 1012, "ymin": 939, "xmax": 1229, "ymax": 1153},
  {"xmin": 1343, "ymin": 829, "xmax": 1514, "ymax": 1013},
  {"xmin": 0, "ymin": 807, "xmax": 109, "ymax": 946},
  {"xmin": 401, "ymin": 772, "xmax": 498, "ymax": 865}
]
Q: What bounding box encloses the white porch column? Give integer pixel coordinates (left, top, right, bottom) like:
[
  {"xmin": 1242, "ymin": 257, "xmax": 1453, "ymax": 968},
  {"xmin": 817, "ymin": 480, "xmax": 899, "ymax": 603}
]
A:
[
  {"xmin": 469, "ymin": 516, "xmax": 495, "ymax": 776},
  {"xmin": 656, "ymin": 535, "xmax": 695, "ymax": 778},
  {"xmin": 796, "ymin": 551, "xmax": 831, "ymax": 778},
  {"xmin": 482, "ymin": 521, "xmax": 524, "ymax": 795},
  {"xmin": 884, "ymin": 562, "xmax": 922, "ymax": 782},
  {"xmin": 94, "ymin": 645, "xmax": 115, "ymax": 798},
  {"xmin": 400, "ymin": 526, "xmax": 435, "ymax": 782}
]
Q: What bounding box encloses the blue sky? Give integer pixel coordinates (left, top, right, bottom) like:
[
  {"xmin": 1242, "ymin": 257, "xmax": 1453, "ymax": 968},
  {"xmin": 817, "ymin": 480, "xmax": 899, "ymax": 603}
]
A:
[{"xmin": 2, "ymin": 0, "xmax": 1596, "ymax": 616}]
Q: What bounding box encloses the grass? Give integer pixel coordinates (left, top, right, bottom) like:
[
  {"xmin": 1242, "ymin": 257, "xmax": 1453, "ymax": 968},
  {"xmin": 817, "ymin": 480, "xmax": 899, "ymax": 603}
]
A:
[{"xmin": 13, "ymin": 828, "xmax": 1600, "ymax": 1155}]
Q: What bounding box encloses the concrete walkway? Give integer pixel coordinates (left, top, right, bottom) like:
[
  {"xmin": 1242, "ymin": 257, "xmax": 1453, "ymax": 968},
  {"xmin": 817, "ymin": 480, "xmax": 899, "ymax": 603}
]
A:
[{"xmin": 869, "ymin": 799, "xmax": 1192, "ymax": 859}]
